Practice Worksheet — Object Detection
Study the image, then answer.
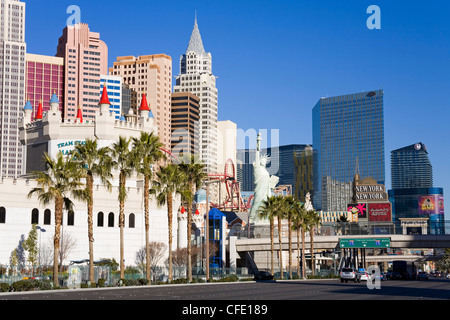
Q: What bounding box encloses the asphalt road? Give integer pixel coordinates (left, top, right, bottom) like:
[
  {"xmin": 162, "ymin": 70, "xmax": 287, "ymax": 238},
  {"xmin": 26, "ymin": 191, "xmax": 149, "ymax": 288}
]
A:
[{"xmin": 1, "ymin": 278, "xmax": 449, "ymax": 301}]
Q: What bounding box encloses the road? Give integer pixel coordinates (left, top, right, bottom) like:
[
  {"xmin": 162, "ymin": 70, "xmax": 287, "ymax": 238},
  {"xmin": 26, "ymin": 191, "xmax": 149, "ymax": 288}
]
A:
[{"xmin": 1, "ymin": 278, "xmax": 448, "ymax": 301}]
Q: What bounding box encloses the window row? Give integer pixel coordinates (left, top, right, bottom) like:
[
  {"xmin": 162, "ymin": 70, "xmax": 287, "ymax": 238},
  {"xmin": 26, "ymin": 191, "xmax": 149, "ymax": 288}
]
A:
[{"xmin": 0, "ymin": 207, "xmax": 136, "ymax": 228}]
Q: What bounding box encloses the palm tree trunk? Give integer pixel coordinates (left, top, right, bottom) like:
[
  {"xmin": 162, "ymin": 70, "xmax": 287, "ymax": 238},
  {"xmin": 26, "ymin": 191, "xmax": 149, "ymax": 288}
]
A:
[
  {"xmin": 144, "ymin": 175, "xmax": 151, "ymax": 284},
  {"xmin": 296, "ymin": 227, "xmax": 300, "ymax": 276},
  {"xmin": 278, "ymin": 217, "xmax": 283, "ymax": 279},
  {"xmin": 301, "ymin": 228, "xmax": 306, "ymax": 278},
  {"xmin": 288, "ymin": 216, "xmax": 292, "ymax": 279},
  {"xmin": 310, "ymin": 230, "xmax": 315, "ymax": 276},
  {"xmin": 87, "ymin": 174, "xmax": 95, "ymax": 285},
  {"xmin": 187, "ymin": 194, "xmax": 193, "ymax": 282},
  {"xmin": 270, "ymin": 218, "xmax": 274, "ymax": 276},
  {"xmin": 167, "ymin": 192, "xmax": 173, "ymax": 282},
  {"xmin": 53, "ymin": 196, "xmax": 63, "ymax": 287},
  {"xmin": 119, "ymin": 171, "xmax": 125, "ymax": 280}
]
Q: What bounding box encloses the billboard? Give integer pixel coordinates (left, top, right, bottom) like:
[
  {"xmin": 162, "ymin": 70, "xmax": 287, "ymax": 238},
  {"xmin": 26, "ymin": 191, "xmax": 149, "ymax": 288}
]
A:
[
  {"xmin": 347, "ymin": 203, "xmax": 367, "ymax": 219},
  {"xmin": 368, "ymin": 203, "xmax": 392, "ymax": 222},
  {"xmin": 418, "ymin": 195, "xmax": 443, "ymax": 215}
]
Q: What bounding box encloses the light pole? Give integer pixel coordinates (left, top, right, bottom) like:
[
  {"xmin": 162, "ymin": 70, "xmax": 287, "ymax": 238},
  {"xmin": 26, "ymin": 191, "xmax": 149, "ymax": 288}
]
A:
[{"xmin": 36, "ymin": 226, "xmax": 46, "ymax": 277}]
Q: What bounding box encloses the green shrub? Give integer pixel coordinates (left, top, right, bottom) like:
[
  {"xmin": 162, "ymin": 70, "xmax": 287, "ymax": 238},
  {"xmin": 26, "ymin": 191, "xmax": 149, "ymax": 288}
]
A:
[
  {"xmin": 0, "ymin": 283, "xmax": 10, "ymax": 292},
  {"xmin": 97, "ymin": 278, "xmax": 106, "ymax": 287},
  {"xmin": 138, "ymin": 278, "xmax": 149, "ymax": 286}
]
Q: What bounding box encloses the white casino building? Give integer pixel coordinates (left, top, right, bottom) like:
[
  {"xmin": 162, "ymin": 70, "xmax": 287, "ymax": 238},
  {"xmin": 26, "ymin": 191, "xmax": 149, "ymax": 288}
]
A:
[{"xmin": 0, "ymin": 87, "xmax": 183, "ymax": 267}]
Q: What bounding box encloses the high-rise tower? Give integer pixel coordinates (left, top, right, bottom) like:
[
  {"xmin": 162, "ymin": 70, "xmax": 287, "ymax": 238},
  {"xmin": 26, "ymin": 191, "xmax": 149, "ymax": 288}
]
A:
[
  {"xmin": 174, "ymin": 17, "xmax": 218, "ymax": 173},
  {"xmin": 56, "ymin": 23, "xmax": 108, "ymax": 121},
  {"xmin": 312, "ymin": 90, "xmax": 385, "ymax": 211},
  {"xmin": 0, "ymin": 0, "xmax": 27, "ymax": 178},
  {"xmin": 391, "ymin": 142, "xmax": 433, "ymax": 189}
]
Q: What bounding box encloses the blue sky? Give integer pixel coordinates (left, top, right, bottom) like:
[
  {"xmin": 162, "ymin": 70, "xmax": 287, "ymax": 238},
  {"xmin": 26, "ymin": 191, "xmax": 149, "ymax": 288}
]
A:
[{"xmin": 25, "ymin": 0, "xmax": 450, "ymax": 214}]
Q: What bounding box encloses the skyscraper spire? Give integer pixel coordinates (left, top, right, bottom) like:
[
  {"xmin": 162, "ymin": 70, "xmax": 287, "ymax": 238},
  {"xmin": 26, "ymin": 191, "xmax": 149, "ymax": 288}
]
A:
[{"xmin": 186, "ymin": 13, "xmax": 206, "ymax": 55}]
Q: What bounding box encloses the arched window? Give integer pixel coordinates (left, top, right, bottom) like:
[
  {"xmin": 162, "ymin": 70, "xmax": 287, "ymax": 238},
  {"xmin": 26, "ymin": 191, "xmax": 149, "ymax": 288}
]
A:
[
  {"xmin": 97, "ymin": 212, "xmax": 104, "ymax": 227},
  {"xmin": 108, "ymin": 212, "xmax": 114, "ymax": 227},
  {"xmin": 0, "ymin": 207, "xmax": 5, "ymax": 224},
  {"xmin": 68, "ymin": 210, "xmax": 75, "ymax": 226},
  {"xmin": 129, "ymin": 213, "xmax": 135, "ymax": 228},
  {"xmin": 44, "ymin": 209, "xmax": 51, "ymax": 225},
  {"xmin": 31, "ymin": 208, "xmax": 39, "ymax": 224}
]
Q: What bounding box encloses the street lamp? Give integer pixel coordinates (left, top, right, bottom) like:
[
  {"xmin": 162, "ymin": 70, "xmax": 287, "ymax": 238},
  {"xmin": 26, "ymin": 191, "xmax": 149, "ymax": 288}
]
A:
[{"xmin": 36, "ymin": 226, "xmax": 46, "ymax": 277}]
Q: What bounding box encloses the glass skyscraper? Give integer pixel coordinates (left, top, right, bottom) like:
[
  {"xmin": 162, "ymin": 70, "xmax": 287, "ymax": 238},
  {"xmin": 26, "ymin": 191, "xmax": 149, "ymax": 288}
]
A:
[
  {"xmin": 391, "ymin": 142, "xmax": 433, "ymax": 189},
  {"xmin": 312, "ymin": 90, "xmax": 385, "ymax": 211}
]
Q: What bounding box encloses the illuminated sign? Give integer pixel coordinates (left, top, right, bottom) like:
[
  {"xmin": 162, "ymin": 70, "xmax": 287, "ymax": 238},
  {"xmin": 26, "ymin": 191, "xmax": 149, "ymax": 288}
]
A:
[
  {"xmin": 355, "ymin": 184, "xmax": 388, "ymax": 202},
  {"xmin": 348, "ymin": 203, "xmax": 367, "ymax": 219},
  {"xmin": 368, "ymin": 203, "xmax": 392, "ymax": 222}
]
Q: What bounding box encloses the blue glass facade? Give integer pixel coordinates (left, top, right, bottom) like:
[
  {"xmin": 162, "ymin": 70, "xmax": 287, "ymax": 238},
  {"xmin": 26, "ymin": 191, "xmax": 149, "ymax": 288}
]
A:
[
  {"xmin": 313, "ymin": 90, "xmax": 385, "ymax": 211},
  {"xmin": 388, "ymin": 188, "xmax": 445, "ymax": 234}
]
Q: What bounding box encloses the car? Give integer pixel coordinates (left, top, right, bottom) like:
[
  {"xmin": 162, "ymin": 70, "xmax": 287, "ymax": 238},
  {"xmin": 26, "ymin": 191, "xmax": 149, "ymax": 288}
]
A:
[
  {"xmin": 359, "ymin": 271, "xmax": 369, "ymax": 281},
  {"xmin": 253, "ymin": 271, "xmax": 274, "ymax": 281},
  {"xmin": 386, "ymin": 271, "xmax": 402, "ymax": 280},
  {"xmin": 340, "ymin": 267, "xmax": 361, "ymax": 283},
  {"xmin": 417, "ymin": 272, "xmax": 429, "ymax": 280}
]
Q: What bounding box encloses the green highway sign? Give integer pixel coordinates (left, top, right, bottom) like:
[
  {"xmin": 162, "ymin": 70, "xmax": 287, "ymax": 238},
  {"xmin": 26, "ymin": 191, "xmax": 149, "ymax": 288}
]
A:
[{"xmin": 339, "ymin": 238, "xmax": 390, "ymax": 249}]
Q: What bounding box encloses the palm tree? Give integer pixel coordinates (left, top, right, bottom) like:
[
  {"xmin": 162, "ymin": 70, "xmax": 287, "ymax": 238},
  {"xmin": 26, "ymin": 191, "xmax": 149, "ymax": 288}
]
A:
[
  {"xmin": 274, "ymin": 196, "xmax": 288, "ymax": 279},
  {"xmin": 257, "ymin": 195, "xmax": 282, "ymax": 276},
  {"xmin": 283, "ymin": 196, "xmax": 297, "ymax": 279},
  {"xmin": 151, "ymin": 163, "xmax": 185, "ymax": 282},
  {"xmin": 306, "ymin": 210, "xmax": 321, "ymax": 276},
  {"xmin": 110, "ymin": 136, "xmax": 135, "ymax": 279},
  {"xmin": 178, "ymin": 155, "xmax": 206, "ymax": 282},
  {"xmin": 132, "ymin": 132, "xmax": 164, "ymax": 283},
  {"xmin": 28, "ymin": 152, "xmax": 83, "ymax": 287},
  {"xmin": 291, "ymin": 201, "xmax": 308, "ymax": 278},
  {"xmin": 74, "ymin": 139, "xmax": 113, "ymax": 285}
]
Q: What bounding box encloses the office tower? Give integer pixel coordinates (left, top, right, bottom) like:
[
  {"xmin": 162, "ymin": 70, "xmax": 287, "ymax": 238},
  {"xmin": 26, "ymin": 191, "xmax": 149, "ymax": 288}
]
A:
[
  {"xmin": 391, "ymin": 142, "xmax": 433, "ymax": 189},
  {"xmin": 173, "ymin": 17, "xmax": 218, "ymax": 174},
  {"xmin": 0, "ymin": 0, "xmax": 27, "ymax": 178},
  {"xmin": 100, "ymin": 75, "xmax": 122, "ymax": 120},
  {"xmin": 171, "ymin": 92, "xmax": 200, "ymax": 157},
  {"xmin": 388, "ymin": 143, "xmax": 444, "ymax": 234},
  {"xmin": 236, "ymin": 149, "xmax": 256, "ymax": 192},
  {"xmin": 313, "ymin": 90, "xmax": 385, "ymax": 211},
  {"xmin": 25, "ymin": 53, "xmax": 64, "ymax": 118},
  {"xmin": 110, "ymin": 54, "xmax": 172, "ymax": 149},
  {"xmin": 56, "ymin": 23, "xmax": 108, "ymax": 121}
]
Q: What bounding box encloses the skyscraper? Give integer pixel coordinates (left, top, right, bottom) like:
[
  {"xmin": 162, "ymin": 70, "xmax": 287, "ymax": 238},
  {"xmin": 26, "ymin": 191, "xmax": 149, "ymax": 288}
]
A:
[
  {"xmin": 391, "ymin": 142, "xmax": 433, "ymax": 189},
  {"xmin": 110, "ymin": 54, "xmax": 173, "ymax": 149},
  {"xmin": 173, "ymin": 17, "xmax": 218, "ymax": 174},
  {"xmin": 25, "ymin": 53, "xmax": 64, "ymax": 118},
  {"xmin": 0, "ymin": 0, "xmax": 27, "ymax": 178},
  {"xmin": 171, "ymin": 92, "xmax": 200, "ymax": 157},
  {"xmin": 313, "ymin": 90, "xmax": 385, "ymax": 211},
  {"xmin": 56, "ymin": 23, "xmax": 108, "ymax": 121}
]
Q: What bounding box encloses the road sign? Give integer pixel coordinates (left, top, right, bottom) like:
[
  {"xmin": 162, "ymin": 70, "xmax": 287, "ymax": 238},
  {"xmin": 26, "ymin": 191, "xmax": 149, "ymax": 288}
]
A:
[{"xmin": 339, "ymin": 238, "xmax": 390, "ymax": 248}]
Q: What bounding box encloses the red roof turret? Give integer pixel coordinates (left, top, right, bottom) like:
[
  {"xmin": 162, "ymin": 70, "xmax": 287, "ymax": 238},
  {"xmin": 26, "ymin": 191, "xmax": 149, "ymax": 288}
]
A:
[
  {"xmin": 35, "ymin": 101, "xmax": 43, "ymax": 120},
  {"xmin": 139, "ymin": 92, "xmax": 150, "ymax": 111},
  {"xmin": 76, "ymin": 105, "xmax": 83, "ymax": 123},
  {"xmin": 99, "ymin": 85, "xmax": 111, "ymax": 105}
]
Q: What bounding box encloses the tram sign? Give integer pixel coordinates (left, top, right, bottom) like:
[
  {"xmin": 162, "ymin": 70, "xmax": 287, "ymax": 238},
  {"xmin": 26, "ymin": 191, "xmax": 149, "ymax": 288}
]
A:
[{"xmin": 339, "ymin": 238, "xmax": 390, "ymax": 248}]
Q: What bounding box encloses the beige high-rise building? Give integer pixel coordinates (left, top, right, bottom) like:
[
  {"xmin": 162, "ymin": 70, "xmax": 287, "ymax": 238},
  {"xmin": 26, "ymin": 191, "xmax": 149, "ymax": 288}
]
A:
[{"xmin": 110, "ymin": 54, "xmax": 172, "ymax": 149}]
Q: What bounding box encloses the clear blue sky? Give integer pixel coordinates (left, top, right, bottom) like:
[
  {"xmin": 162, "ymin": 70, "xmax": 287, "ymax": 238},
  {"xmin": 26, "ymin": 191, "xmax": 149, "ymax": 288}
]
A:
[{"xmin": 25, "ymin": 0, "xmax": 450, "ymax": 216}]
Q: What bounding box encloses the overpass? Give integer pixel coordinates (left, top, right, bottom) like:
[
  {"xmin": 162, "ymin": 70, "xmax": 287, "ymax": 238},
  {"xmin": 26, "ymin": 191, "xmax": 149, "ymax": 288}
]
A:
[{"xmin": 227, "ymin": 234, "xmax": 450, "ymax": 272}]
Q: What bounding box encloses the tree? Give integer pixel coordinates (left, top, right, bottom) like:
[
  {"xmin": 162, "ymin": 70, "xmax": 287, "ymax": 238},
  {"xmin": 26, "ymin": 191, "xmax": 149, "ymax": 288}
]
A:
[
  {"xmin": 110, "ymin": 136, "xmax": 135, "ymax": 279},
  {"xmin": 306, "ymin": 210, "xmax": 321, "ymax": 276},
  {"xmin": 178, "ymin": 155, "xmax": 206, "ymax": 282},
  {"xmin": 23, "ymin": 224, "xmax": 39, "ymax": 275},
  {"xmin": 257, "ymin": 195, "xmax": 283, "ymax": 276},
  {"xmin": 283, "ymin": 196, "xmax": 297, "ymax": 278},
  {"xmin": 28, "ymin": 152, "xmax": 83, "ymax": 287},
  {"xmin": 151, "ymin": 163, "xmax": 185, "ymax": 282},
  {"xmin": 291, "ymin": 201, "xmax": 308, "ymax": 278},
  {"xmin": 132, "ymin": 132, "xmax": 164, "ymax": 283},
  {"xmin": 274, "ymin": 196, "xmax": 288, "ymax": 279},
  {"xmin": 74, "ymin": 138, "xmax": 113, "ymax": 284}
]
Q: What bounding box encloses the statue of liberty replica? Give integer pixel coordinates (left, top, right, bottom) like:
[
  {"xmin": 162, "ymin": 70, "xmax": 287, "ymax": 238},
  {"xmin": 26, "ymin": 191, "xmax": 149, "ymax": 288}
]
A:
[{"xmin": 249, "ymin": 133, "xmax": 279, "ymax": 227}]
